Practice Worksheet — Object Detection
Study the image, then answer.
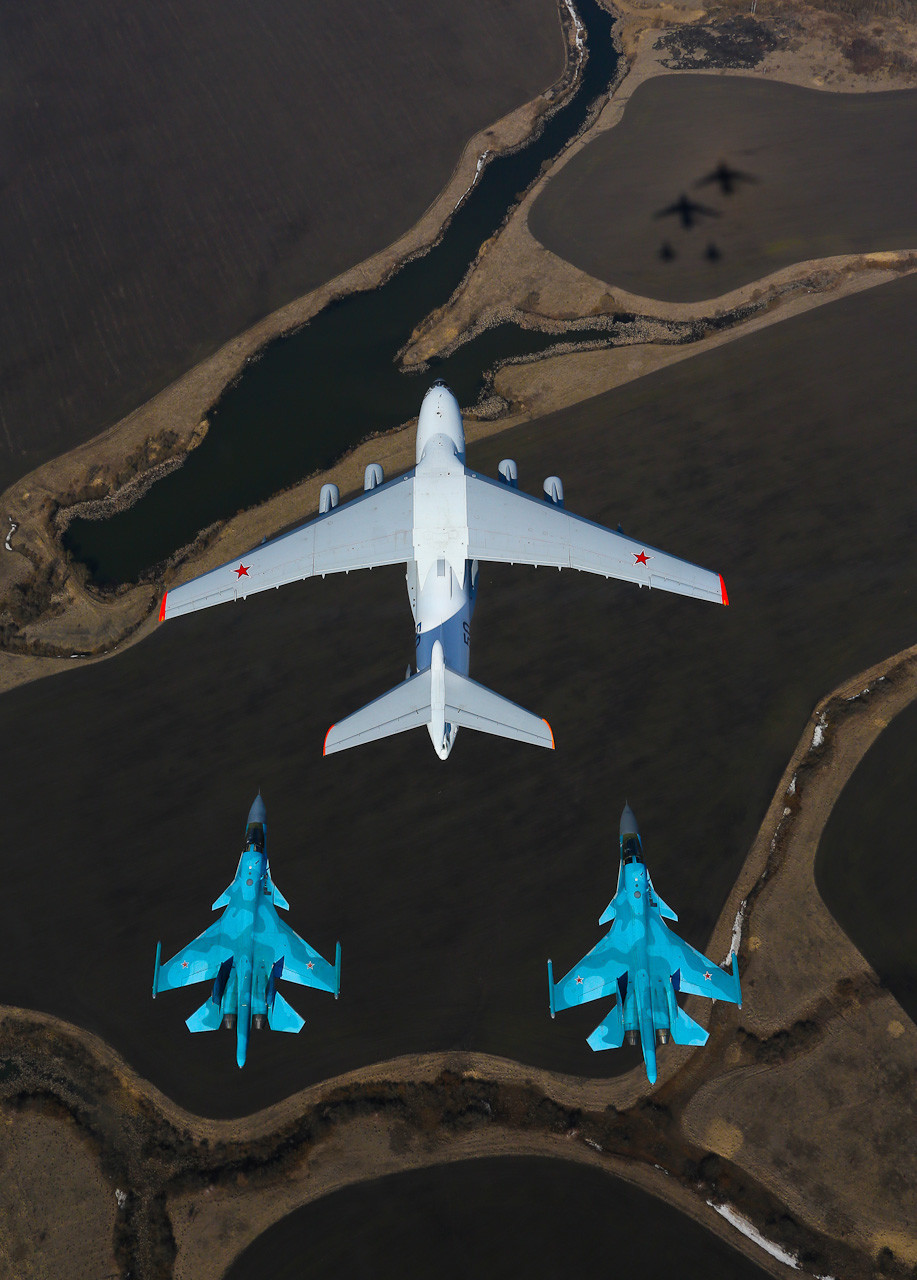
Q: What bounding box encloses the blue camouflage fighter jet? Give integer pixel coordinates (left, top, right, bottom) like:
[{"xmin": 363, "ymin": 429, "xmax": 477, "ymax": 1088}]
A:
[
  {"xmin": 152, "ymin": 794, "xmax": 341, "ymax": 1067},
  {"xmin": 547, "ymin": 803, "xmax": 741, "ymax": 1084}
]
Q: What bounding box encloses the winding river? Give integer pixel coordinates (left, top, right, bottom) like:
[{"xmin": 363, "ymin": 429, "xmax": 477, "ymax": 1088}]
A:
[{"xmin": 64, "ymin": 0, "xmax": 618, "ymax": 584}]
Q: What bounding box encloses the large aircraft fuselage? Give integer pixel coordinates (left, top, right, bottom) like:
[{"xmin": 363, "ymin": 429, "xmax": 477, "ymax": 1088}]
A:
[{"xmin": 406, "ymin": 384, "xmax": 478, "ymax": 758}]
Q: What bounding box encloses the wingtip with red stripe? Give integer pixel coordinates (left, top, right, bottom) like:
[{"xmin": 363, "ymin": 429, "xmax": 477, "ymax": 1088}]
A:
[
  {"xmin": 158, "ymin": 593, "xmax": 168, "ymax": 622},
  {"xmin": 719, "ymin": 575, "xmax": 729, "ymax": 607},
  {"xmin": 323, "ymin": 725, "xmax": 335, "ymax": 756},
  {"xmin": 543, "ymin": 718, "xmax": 555, "ymax": 750}
]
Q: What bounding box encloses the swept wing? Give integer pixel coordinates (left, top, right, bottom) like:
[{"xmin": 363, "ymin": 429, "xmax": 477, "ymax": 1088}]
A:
[
  {"xmin": 550, "ymin": 930, "xmax": 629, "ymax": 1013},
  {"xmin": 464, "ymin": 472, "xmax": 726, "ymax": 605},
  {"xmin": 267, "ymin": 919, "xmax": 340, "ymax": 994},
  {"xmin": 155, "ymin": 919, "xmax": 231, "ymax": 992},
  {"xmin": 161, "ymin": 473, "xmax": 415, "ymax": 620},
  {"xmin": 653, "ymin": 918, "xmax": 741, "ymax": 1004}
]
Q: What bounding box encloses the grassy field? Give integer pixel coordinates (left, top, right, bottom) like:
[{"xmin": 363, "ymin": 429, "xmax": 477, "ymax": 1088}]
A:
[
  {"xmin": 0, "ymin": 0, "xmax": 563, "ymax": 493},
  {"xmin": 528, "ymin": 74, "xmax": 917, "ymax": 302},
  {"xmin": 225, "ymin": 1157, "xmax": 768, "ymax": 1280},
  {"xmin": 816, "ymin": 696, "xmax": 917, "ymax": 1023},
  {"xmin": 2, "ymin": 273, "xmax": 917, "ymax": 1118}
]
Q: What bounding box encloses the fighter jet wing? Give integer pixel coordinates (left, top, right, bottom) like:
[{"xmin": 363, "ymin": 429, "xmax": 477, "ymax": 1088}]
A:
[
  {"xmin": 154, "ymin": 919, "xmax": 231, "ymax": 992},
  {"xmin": 654, "ymin": 920, "xmax": 741, "ymax": 1005},
  {"xmin": 161, "ymin": 473, "xmax": 415, "ymax": 620},
  {"xmin": 269, "ymin": 919, "xmax": 340, "ymax": 995},
  {"xmin": 464, "ymin": 472, "xmax": 727, "ymax": 605},
  {"xmin": 550, "ymin": 931, "xmax": 629, "ymax": 1013}
]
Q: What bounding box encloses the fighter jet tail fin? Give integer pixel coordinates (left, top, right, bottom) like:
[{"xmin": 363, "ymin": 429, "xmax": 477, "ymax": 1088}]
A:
[
  {"xmin": 670, "ymin": 1005, "xmax": 709, "ymax": 1047},
  {"xmin": 586, "ymin": 1001, "xmax": 626, "ymax": 1051},
  {"xmin": 268, "ymin": 992, "xmax": 305, "ymax": 1034},
  {"xmin": 186, "ymin": 998, "xmax": 224, "ymax": 1033}
]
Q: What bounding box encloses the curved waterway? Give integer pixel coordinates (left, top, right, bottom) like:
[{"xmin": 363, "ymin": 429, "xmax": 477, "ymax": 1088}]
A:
[
  {"xmin": 225, "ymin": 1157, "xmax": 768, "ymax": 1280},
  {"xmin": 815, "ymin": 695, "xmax": 917, "ymax": 1024},
  {"xmin": 65, "ymin": 0, "xmax": 618, "ymax": 584}
]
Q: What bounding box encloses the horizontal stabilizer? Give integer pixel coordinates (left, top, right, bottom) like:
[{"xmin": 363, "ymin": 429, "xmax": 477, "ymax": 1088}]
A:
[
  {"xmin": 271, "ymin": 880, "xmax": 290, "ymax": 911},
  {"xmin": 586, "ymin": 1001, "xmax": 626, "ymax": 1051},
  {"xmin": 324, "ymin": 669, "xmax": 432, "ymax": 755},
  {"xmin": 268, "ymin": 991, "xmax": 305, "ymax": 1034},
  {"xmin": 443, "ymin": 667, "xmax": 554, "ymax": 749},
  {"xmin": 186, "ymin": 998, "xmax": 223, "ymax": 1033},
  {"xmin": 670, "ymin": 1004, "xmax": 709, "ymax": 1047}
]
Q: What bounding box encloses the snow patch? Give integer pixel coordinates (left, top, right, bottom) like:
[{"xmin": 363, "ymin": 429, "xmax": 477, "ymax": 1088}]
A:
[
  {"xmin": 564, "ymin": 0, "xmax": 586, "ymax": 50},
  {"xmin": 708, "ymin": 1201, "xmax": 800, "ymax": 1268},
  {"xmin": 4, "ymin": 517, "xmax": 16, "ymax": 551},
  {"xmin": 725, "ymin": 900, "xmax": 746, "ymax": 965},
  {"xmin": 584, "ymin": 1137, "xmax": 603, "ymax": 1152},
  {"xmin": 811, "ymin": 713, "xmax": 828, "ymax": 749},
  {"xmin": 786, "ymin": 774, "xmax": 796, "ymax": 796},
  {"xmin": 115, "ymin": 1188, "xmax": 128, "ymax": 1208},
  {"xmin": 452, "ymin": 150, "xmax": 492, "ymax": 211}
]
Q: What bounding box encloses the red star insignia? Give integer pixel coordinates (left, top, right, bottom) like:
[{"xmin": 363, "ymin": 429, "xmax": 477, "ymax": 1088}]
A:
[
  {"xmin": 181, "ymin": 961, "xmax": 189, "ymax": 968},
  {"xmin": 704, "ymin": 971, "xmax": 712, "ymax": 981},
  {"xmin": 634, "ymin": 551, "xmax": 649, "ymax": 566},
  {"xmin": 575, "ymin": 975, "xmax": 583, "ymax": 984},
  {"xmin": 306, "ymin": 961, "xmax": 314, "ymax": 970},
  {"xmin": 235, "ymin": 563, "xmax": 250, "ymax": 578}
]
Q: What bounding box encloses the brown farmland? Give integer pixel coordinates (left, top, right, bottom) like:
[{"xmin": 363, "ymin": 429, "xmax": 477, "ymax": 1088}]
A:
[
  {"xmin": 2, "ymin": 274, "xmax": 916, "ymax": 1118},
  {"xmin": 0, "ymin": 0, "xmax": 563, "ymax": 492},
  {"xmin": 528, "ymin": 75, "xmax": 917, "ymax": 302}
]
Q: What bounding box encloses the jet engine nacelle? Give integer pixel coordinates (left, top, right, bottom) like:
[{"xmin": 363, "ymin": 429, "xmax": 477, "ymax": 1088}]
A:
[
  {"xmin": 364, "ymin": 463, "xmax": 384, "ymax": 491},
  {"xmin": 320, "ymin": 483, "xmax": 340, "ymax": 514},
  {"xmin": 222, "ymin": 1013, "xmax": 237, "ymax": 1030},
  {"xmin": 655, "ymin": 1028, "xmax": 670, "ymax": 1046},
  {"xmin": 498, "ymin": 459, "xmax": 518, "ymax": 487},
  {"xmin": 543, "ymin": 476, "xmax": 564, "ymax": 507},
  {"xmin": 252, "ymin": 1013, "xmax": 266, "ymax": 1030}
]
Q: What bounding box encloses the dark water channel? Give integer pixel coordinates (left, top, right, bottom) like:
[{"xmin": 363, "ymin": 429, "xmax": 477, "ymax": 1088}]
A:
[
  {"xmin": 225, "ymin": 1157, "xmax": 768, "ymax": 1280},
  {"xmin": 65, "ymin": 0, "xmax": 619, "ymax": 583},
  {"xmin": 815, "ymin": 695, "xmax": 917, "ymax": 1024}
]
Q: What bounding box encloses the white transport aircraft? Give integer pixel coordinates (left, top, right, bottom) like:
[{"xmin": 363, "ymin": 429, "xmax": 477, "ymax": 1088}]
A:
[{"xmin": 160, "ymin": 383, "xmax": 728, "ymax": 759}]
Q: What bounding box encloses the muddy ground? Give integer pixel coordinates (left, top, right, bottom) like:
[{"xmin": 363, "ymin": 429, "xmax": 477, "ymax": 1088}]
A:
[
  {"xmin": 0, "ymin": 0, "xmax": 563, "ymax": 492},
  {"xmin": 528, "ymin": 75, "xmax": 917, "ymax": 302},
  {"xmin": 0, "ymin": 272, "xmax": 916, "ymax": 1120}
]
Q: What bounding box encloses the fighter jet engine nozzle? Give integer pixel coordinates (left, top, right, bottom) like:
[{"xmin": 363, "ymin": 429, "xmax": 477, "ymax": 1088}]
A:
[
  {"xmin": 253, "ymin": 1014, "xmax": 266, "ymax": 1030},
  {"xmin": 320, "ymin": 483, "xmax": 340, "ymax": 514},
  {"xmin": 655, "ymin": 1028, "xmax": 670, "ymax": 1046},
  {"xmin": 543, "ymin": 476, "xmax": 564, "ymax": 507},
  {"xmin": 222, "ymin": 1013, "xmax": 237, "ymax": 1030},
  {"xmin": 364, "ymin": 463, "xmax": 384, "ymax": 492},
  {"xmin": 498, "ymin": 459, "xmax": 518, "ymax": 488}
]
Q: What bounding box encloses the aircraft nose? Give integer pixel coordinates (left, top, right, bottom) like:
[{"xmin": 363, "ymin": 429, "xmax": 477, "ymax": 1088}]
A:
[
  {"xmin": 619, "ymin": 802, "xmax": 639, "ymax": 839},
  {"xmin": 247, "ymin": 792, "xmax": 267, "ymax": 827}
]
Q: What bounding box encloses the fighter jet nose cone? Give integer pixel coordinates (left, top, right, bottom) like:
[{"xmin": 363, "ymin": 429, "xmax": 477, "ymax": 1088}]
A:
[
  {"xmin": 619, "ymin": 803, "xmax": 639, "ymax": 839},
  {"xmin": 247, "ymin": 793, "xmax": 267, "ymax": 827}
]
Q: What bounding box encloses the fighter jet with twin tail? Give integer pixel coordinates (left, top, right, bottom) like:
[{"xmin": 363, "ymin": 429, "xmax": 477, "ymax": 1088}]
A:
[
  {"xmin": 152, "ymin": 794, "xmax": 341, "ymax": 1068},
  {"xmin": 160, "ymin": 383, "xmax": 728, "ymax": 759},
  {"xmin": 547, "ymin": 804, "xmax": 741, "ymax": 1084}
]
